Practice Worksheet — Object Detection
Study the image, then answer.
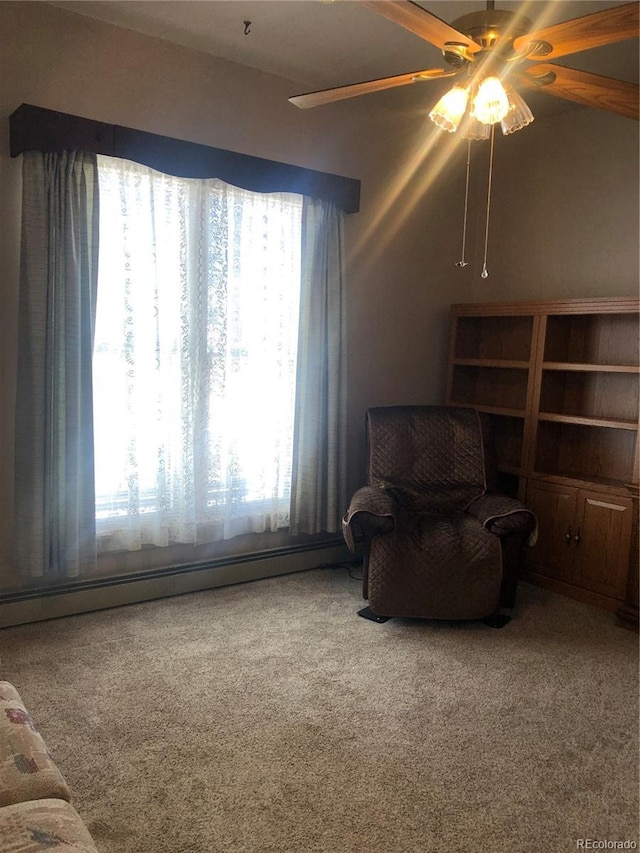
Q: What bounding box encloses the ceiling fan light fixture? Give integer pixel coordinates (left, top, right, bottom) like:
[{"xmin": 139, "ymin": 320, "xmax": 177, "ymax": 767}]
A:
[
  {"xmin": 472, "ymin": 76, "xmax": 510, "ymax": 125},
  {"xmin": 501, "ymin": 89, "xmax": 534, "ymax": 135},
  {"xmin": 428, "ymin": 85, "xmax": 469, "ymax": 133}
]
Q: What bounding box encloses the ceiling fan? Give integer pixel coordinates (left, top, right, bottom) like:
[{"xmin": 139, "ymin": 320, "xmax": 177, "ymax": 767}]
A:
[{"xmin": 289, "ymin": 1, "xmax": 639, "ymax": 128}]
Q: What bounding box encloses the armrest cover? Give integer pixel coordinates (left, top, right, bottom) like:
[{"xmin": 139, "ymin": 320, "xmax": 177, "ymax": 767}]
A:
[
  {"xmin": 342, "ymin": 486, "xmax": 397, "ymax": 552},
  {"xmin": 466, "ymin": 493, "xmax": 538, "ymax": 546}
]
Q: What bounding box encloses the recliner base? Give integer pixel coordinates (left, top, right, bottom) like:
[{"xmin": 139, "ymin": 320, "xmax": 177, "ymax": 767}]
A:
[
  {"xmin": 357, "ymin": 607, "xmax": 512, "ymax": 627},
  {"xmin": 483, "ymin": 612, "xmax": 512, "ymax": 628},
  {"xmin": 357, "ymin": 606, "xmax": 390, "ymax": 623}
]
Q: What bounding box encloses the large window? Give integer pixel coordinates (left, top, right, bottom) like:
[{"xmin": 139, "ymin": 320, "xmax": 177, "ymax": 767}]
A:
[
  {"xmin": 93, "ymin": 155, "xmax": 303, "ymax": 551},
  {"xmin": 13, "ymin": 140, "xmax": 347, "ymax": 584}
]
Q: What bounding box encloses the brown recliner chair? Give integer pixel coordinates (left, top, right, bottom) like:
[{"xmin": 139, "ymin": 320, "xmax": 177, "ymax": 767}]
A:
[{"xmin": 342, "ymin": 406, "xmax": 537, "ymax": 625}]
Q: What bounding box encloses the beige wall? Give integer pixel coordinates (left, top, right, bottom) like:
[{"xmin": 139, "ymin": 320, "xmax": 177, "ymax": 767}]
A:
[
  {"xmin": 453, "ymin": 107, "xmax": 640, "ymax": 301},
  {"xmin": 0, "ymin": 2, "xmax": 637, "ymax": 585}
]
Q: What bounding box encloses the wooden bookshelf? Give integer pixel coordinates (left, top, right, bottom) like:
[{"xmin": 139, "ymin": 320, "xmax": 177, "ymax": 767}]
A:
[{"xmin": 446, "ymin": 297, "xmax": 639, "ymax": 625}]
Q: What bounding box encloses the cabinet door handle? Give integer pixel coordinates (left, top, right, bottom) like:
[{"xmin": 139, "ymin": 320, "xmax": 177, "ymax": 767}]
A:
[
  {"xmin": 565, "ymin": 528, "xmax": 572, "ymax": 546},
  {"xmin": 574, "ymin": 528, "xmax": 581, "ymax": 546}
]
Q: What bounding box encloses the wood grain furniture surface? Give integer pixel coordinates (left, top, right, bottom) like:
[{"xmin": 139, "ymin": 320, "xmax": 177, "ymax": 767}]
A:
[{"xmin": 445, "ymin": 297, "xmax": 639, "ymax": 629}]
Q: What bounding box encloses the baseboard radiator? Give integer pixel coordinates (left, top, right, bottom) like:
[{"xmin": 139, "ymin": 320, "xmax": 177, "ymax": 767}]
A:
[{"xmin": 0, "ymin": 538, "xmax": 353, "ymax": 628}]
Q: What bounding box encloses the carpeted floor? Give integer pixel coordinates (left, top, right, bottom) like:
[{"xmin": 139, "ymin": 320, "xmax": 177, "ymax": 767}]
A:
[{"xmin": 1, "ymin": 567, "xmax": 638, "ymax": 853}]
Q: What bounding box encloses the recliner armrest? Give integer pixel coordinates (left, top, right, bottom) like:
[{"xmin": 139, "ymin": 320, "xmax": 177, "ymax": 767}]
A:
[
  {"xmin": 466, "ymin": 493, "xmax": 537, "ymax": 546},
  {"xmin": 342, "ymin": 486, "xmax": 397, "ymax": 552}
]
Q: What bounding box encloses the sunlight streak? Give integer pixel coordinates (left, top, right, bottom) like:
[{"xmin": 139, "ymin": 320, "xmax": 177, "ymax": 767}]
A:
[{"xmin": 351, "ymin": 113, "xmax": 468, "ymax": 269}]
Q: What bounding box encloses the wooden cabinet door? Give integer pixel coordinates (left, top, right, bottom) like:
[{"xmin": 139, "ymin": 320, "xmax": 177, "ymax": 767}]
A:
[
  {"xmin": 525, "ymin": 481, "xmax": 577, "ymax": 583},
  {"xmin": 573, "ymin": 490, "xmax": 633, "ymax": 599}
]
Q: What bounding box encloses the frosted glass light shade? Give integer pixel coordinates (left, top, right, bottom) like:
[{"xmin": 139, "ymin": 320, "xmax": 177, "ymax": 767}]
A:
[
  {"xmin": 460, "ymin": 114, "xmax": 491, "ymax": 141},
  {"xmin": 501, "ymin": 89, "xmax": 535, "ymax": 135},
  {"xmin": 473, "ymin": 77, "xmax": 509, "ymax": 125},
  {"xmin": 429, "ymin": 86, "xmax": 469, "ymax": 133}
]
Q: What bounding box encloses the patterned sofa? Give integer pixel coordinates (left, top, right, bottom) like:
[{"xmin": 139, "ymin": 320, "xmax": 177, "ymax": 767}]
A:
[{"xmin": 0, "ymin": 681, "xmax": 98, "ymax": 852}]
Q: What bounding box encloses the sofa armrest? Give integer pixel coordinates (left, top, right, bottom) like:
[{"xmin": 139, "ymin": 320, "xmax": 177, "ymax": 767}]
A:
[
  {"xmin": 0, "ymin": 799, "xmax": 100, "ymax": 852},
  {"xmin": 466, "ymin": 493, "xmax": 537, "ymax": 546},
  {"xmin": 0, "ymin": 682, "xmax": 72, "ymax": 808},
  {"xmin": 342, "ymin": 486, "xmax": 397, "ymax": 552}
]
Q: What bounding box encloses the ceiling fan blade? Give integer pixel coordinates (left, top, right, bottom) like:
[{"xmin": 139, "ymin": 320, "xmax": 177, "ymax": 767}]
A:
[
  {"xmin": 360, "ymin": 0, "xmax": 482, "ymax": 54},
  {"xmin": 513, "ymin": 2, "xmax": 639, "ymax": 60},
  {"xmin": 289, "ymin": 68, "xmax": 460, "ymax": 109},
  {"xmin": 518, "ymin": 64, "xmax": 639, "ymax": 120}
]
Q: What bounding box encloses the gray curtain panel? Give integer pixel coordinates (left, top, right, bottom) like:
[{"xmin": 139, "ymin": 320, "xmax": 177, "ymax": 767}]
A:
[
  {"xmin": 289, "ymin": 198, "xmax": 347, "ymax": 535},
  {"xmin": 13, "ymin": 151, "xmax": 99, "ymax": 579}
]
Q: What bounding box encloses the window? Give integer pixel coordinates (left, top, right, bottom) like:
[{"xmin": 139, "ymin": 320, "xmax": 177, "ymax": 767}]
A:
[
  {"xmin": 93, "ymin": 155, "xmax": 303, "ymax": 551},
  {"xmin": 13, "ymin": 130, "xmax": 349, "ymax": 584}
]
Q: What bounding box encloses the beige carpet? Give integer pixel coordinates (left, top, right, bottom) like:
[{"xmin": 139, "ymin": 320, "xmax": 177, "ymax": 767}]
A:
[{"xmin": 1, "ymin": 567, "xmax": 638, "ymax": 853}]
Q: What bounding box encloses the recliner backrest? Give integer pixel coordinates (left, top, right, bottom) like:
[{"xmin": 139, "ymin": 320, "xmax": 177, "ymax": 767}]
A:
[{"xmin": 366, "ymin": 406, "xmax": 487, "ymax": 514}]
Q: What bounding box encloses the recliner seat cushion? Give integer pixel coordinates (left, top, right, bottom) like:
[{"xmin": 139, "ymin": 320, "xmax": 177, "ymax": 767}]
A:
[{"xmin": 367, "ymin": 512, "xmax": 502, "ymax": 620}]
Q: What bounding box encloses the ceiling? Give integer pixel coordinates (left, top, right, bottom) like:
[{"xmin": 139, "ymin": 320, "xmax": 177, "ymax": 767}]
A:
[{"xmin": 48, "ymin": 1, "xmax": 639, "ymax": 115}]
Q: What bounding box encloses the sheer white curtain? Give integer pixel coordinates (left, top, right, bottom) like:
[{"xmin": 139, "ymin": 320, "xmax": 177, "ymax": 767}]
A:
[{"xmin": 93, "ymin": 155, "xmax": 302, "ymax": 551}]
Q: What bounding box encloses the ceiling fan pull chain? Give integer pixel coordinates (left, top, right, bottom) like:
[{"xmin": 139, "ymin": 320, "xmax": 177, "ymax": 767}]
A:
[
  {"xmin": 456, "ymin": 139, "xmax": 472, "ymax": 268},
  {"xmin": 481, "ymin": 125, "xmax": 496, "ymax": 279}
]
